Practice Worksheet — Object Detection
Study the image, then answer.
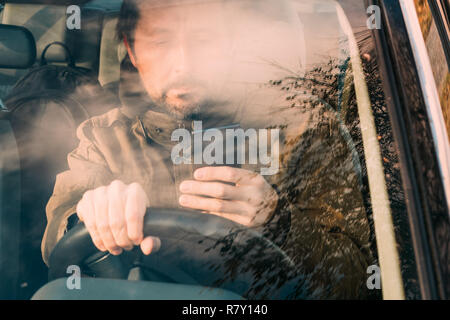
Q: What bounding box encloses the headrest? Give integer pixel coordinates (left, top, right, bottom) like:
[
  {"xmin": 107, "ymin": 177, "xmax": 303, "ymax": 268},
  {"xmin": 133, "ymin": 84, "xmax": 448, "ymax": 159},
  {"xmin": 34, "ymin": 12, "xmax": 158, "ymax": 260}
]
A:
[
  {"xmin": 0, "ymin": 24, "xmax": 36, "ymax": 69},
  {"xmin": 1, "ymin": 3, "xmax": 105, "ymax": 70},
  {"xmin": 2, "ymin": 4, "xmax": 69, "ymax": 64},
  {"xmin": 98, "ymin": 14, "xmax": 126, "ymax": 88}
]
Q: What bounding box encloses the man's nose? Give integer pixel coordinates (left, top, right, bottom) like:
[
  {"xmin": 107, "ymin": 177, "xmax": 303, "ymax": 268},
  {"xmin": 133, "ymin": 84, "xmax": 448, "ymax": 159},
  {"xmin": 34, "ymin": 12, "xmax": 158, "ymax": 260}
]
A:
[{"xmin": 173, "ymin": 43, "xmax": 188, "ymax": 75}]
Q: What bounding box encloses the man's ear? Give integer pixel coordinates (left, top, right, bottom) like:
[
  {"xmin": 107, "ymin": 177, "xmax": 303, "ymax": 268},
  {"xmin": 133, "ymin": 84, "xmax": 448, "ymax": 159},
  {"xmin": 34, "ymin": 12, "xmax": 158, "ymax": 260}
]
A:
[{"xmin": 123, "ymin": 35, "xmax": 137, "ymax": 67}]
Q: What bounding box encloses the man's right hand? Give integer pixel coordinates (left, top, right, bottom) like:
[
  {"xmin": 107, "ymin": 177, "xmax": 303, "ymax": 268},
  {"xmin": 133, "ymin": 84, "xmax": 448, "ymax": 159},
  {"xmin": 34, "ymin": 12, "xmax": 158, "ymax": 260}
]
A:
[{"xmin": 76, "ymin": 180, "xmax": 159, "ymax": 256}]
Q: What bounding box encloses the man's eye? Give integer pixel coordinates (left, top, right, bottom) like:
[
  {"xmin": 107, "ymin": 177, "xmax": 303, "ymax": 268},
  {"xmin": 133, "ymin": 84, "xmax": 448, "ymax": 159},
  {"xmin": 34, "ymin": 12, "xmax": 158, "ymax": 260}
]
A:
[
  {"xmin": 153, "ymin": 39, "xmax": 169, "ymax": 45},
  {"xmin": 144, "ymin": 37, "xmax": 169, "ymax": 46}
]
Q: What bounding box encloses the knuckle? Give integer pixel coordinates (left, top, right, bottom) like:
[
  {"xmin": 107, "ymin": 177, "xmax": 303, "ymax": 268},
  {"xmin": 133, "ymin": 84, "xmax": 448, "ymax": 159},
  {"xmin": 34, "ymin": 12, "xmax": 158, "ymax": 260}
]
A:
[
  {"xmin": 253, "ymin": 189, "xmax": 264, "ymax": 202},
  {"xmin": 128, "ymin": 230, "xmax": 142, "ymax": 243},
  {"xmin": 127, "ymin": 182, "xmax": 149, "ymax": 206},
  {"xmin": 93, "ymin": 242, "xmax": 104, "ymax": 251},
  {"xmin": 127, "ymin": 182, "xmax": 143, "ymax": 194},
  {"xmin": 102, "ymin": 239, "xmax": 116, "ymax": 249},
  {"xmin": 254, "ymin": 175, "xmax": 266, "ymax": 187},
  {"xmin": 110, "ymin": 179, "xmax": 125, "ymax": 189},
  {"xmin": 91, "ymin": 238, "xmax": 103, "ymax": 250},
  {"xmin": 214, "ymin": 184, "xmax": 226, "ymax": 198},
  {"xmin": 243, "ymin": 217, "xmax": 253, "ymax": 226},
  {"xmin": 85, "ymin": 225, "xmax": 96, "ymax": 237},
  {"xmin": 224, "ymin": 167, "xmax": 235, "ymax": 180},
  {"xmin": 245, "ymin": 204, "xmax": 257, "ymax": 217},
  {"xmin": 81, "ymin": 190, "xmax": 91, "ymax": 202},
  {"xmin": 109, "ymin": 220, "xmax": 122, "ymax": 232},
  {"xmin": 83, "ymin": 218, "xmax": 94, "ymax": 230},
  {"xmin": 97, "ymin": 222, "xmax": 110, "ymax": 233},
  {"xmin": 89, "ymin": 231, "xmax": 103, "ymax": 247},
  {"xmin": 106, "ymin": 246, "xmax": 118, "ymax": 253},
  {"xmin": 116, "ymin": 239, "xmax": 130, "ymax": 248},
  {"xmin": 96, "ymin": 185, "xmax": 108, "ymax": 194},
  {"xmin": 249, "ymin": 207, "xmax": 258, "ymax": 219},
  {"xmin": 76, "ymin": 202, "xmax": 84, "ymax": 219},
  {"xmin": 93, "ymin": 186, "xmax": 107, "ymax": 199},
  {"xmin": 125, "ymin": 211, "xmax": 140, "ymax": 223},
  {"xmin": 78, "ymin": 193, "xmax": 92, "ymax": 216},
  {"xmin": 129, "ymin": 234, "xmax": 141, "ymax": 243},
  {"xmin": 213, "ymin": 199, "xmax": 224, "ymax": 212},
  {"xmin": 108, "ymin": 180, "xmax": 123, "ymax": 196}
]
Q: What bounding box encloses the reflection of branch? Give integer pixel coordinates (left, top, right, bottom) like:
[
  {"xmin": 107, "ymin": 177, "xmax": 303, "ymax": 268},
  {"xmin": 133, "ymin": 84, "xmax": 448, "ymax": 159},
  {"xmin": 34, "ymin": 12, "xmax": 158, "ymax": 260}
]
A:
[
  {"xmin": 257, "ymin": 57, "xmax": 301, "ymax": 77},
  {"xmin": 267, "ymin": 57, "xmax": 348, "ymax": 115},
  {"xmin": 275, "ymin": 76, "xmax": 331, "ymax": 87}
]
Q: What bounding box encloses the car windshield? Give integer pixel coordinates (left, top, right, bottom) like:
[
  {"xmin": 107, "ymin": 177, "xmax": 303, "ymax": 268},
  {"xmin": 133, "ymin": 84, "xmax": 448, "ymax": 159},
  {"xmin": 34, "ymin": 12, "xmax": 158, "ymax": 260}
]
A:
[{"xmin": 0, "ymin": 0, "xmax": 424, "ymax": 300}]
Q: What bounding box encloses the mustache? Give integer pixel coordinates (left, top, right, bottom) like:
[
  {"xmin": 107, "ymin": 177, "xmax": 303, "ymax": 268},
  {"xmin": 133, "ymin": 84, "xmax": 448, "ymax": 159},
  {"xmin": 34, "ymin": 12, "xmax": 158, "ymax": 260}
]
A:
[{"xmin": 161, "ymin": 78, "xmax": 206, "ymax": 98}]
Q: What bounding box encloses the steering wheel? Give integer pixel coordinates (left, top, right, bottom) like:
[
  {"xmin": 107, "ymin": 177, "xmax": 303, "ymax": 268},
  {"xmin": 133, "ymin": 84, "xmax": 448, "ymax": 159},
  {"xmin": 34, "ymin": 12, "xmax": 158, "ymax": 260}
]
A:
[{"xmin": 48, "ymin": 208, "xmax": 300, "ymax": 299}]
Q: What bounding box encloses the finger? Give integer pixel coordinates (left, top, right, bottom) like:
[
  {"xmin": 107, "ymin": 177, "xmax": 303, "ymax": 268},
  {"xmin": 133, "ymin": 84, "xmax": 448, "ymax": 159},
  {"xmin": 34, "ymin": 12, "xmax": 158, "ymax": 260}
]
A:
[
  {"xmin": 179, "ymin": 194, "xmax": 251, "ymax": 216},
  {"xmin": 76, "ymin": 194, "xmax": 86, "ymax": 222},
  {"xmin": 208, "ymin": 212, "xmax": 253, "ymax": 226},
  {"xmin": 125, "ymin": 183, "xmax": 148, "ymax": 246},
  {"xmin": 108, "ymin": 181, "xmax": 134, "ymax": 251},
  {"xmin": 93, "ymin": 186, "xmax": 121, "ymax": 255},
  {"xmin": 140, "ymin": 236, "xmax": 161, "ymax": 255},
  {"xmin": 194, "ymin": 166, "xmax": 260, "ymax": 185},
  {"xmin": 77, "ymin": 191, "xmax": 106, "ymax": 252},
  {"xmin": 179, "ymin": 180, "xmax": 244, "ymax": 200}
]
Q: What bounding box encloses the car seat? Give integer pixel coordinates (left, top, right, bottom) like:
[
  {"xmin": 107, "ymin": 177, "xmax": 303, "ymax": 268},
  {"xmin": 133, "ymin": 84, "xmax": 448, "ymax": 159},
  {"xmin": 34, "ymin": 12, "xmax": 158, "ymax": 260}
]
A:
[{"xmin": 0, "ymin": 0, "xmax": 116, "ymax": 299}]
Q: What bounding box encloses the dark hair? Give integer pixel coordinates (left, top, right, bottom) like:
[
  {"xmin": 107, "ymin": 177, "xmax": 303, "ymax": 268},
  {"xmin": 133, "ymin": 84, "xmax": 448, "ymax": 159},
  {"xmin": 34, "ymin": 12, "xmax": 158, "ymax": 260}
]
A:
[{"xmin": 116, "ymin": 0, "xmax": 140, "ymax": 48}]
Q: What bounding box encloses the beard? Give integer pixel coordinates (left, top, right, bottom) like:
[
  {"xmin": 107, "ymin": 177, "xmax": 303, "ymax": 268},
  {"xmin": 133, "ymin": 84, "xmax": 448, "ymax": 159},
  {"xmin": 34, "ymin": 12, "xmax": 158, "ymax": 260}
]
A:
[
  {"xmin": 151, "ymin": 78, "xmax": 233, "ymax": 121},
  {"xmin": 156, "ymin": 97, "xmax": 204, "ymax": 120},
  {"xmin": 156, "ymin": 79, "xmax": 207, "ymax": 120}
]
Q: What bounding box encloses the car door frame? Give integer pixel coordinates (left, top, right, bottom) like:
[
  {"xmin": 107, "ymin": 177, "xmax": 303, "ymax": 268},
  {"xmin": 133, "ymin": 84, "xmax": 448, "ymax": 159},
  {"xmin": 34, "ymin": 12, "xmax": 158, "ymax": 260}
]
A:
[{"xmin": 366, "ymin": 0, "xmax": 450, "ymax": 300}]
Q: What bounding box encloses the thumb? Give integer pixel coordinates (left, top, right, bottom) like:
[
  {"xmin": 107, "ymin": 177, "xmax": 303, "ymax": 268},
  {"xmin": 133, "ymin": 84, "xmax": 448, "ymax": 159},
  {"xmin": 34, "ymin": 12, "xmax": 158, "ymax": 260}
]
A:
[{"xmin": 140, "ymin": 236, "xmax": 161, "ymax": 255}]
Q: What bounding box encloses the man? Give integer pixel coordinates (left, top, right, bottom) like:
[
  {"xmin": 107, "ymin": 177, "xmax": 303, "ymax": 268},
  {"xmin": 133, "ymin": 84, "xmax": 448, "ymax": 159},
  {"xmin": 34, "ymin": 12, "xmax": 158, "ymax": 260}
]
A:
[{"xmin": 42, "ymin": 0, "xmax": 373, "ymax": 298}]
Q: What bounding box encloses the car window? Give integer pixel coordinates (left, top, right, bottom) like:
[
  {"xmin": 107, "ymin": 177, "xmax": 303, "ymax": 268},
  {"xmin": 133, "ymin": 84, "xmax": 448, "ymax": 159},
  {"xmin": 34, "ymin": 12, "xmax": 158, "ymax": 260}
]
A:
[{"xmin": 0, "ymin": 0, "xmax": 426, "ymax": 300}]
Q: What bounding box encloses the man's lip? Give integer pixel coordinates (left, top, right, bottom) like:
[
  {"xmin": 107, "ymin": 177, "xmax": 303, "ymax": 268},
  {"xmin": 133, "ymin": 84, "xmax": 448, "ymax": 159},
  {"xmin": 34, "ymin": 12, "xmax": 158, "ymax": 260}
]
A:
[{"xmin": 166, "ymin": 88, "xmax": 199, "ymax": 101}]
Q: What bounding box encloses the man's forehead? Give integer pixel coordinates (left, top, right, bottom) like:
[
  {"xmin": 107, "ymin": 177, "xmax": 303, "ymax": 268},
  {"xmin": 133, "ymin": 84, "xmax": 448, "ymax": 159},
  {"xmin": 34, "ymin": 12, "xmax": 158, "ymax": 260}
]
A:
[
  {"xmin": 135, "ymin": 0, "xmax": 241, "ymax": 10},
  {"xmin": 137, "ymin": 1, "xmax": 229, "ymax": 31},
  {"xmin": 135, "ymin": 0, "xmax": 291, "ymax": 24}
]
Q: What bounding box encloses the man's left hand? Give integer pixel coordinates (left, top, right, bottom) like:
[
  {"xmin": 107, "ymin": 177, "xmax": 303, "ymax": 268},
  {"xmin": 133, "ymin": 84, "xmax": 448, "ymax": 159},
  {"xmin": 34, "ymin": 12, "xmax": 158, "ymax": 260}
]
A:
[{"xmin": 179, "ymin": 166, "xmax": 278, "ymax": 226}]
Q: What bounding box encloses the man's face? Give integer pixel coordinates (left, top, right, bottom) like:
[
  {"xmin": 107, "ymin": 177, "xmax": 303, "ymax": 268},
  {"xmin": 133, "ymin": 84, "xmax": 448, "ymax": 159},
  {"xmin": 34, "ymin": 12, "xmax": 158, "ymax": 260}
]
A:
[{"xmin": 129, "ymin": 2, "xmax": 232, "ymax": 119}]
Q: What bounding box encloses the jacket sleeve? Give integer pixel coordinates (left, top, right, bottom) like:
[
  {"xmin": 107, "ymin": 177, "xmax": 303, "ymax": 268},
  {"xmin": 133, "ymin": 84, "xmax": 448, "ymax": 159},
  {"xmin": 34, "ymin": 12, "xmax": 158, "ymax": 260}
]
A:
[
  {"xmin": 269, "ymin": 108, "xmax": 374, "ymax": 299},
  {"xmin": 41, "ymin": 120, "xmax": 114, "ymax": 266}
]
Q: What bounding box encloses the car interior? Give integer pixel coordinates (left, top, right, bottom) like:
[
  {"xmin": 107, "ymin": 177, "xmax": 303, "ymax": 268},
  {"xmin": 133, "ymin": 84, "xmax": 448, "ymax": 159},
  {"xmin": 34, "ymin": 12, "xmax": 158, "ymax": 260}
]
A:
[{"xmin": 0, "ymin": 0, "xmax": 402, "ymax": 299}]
